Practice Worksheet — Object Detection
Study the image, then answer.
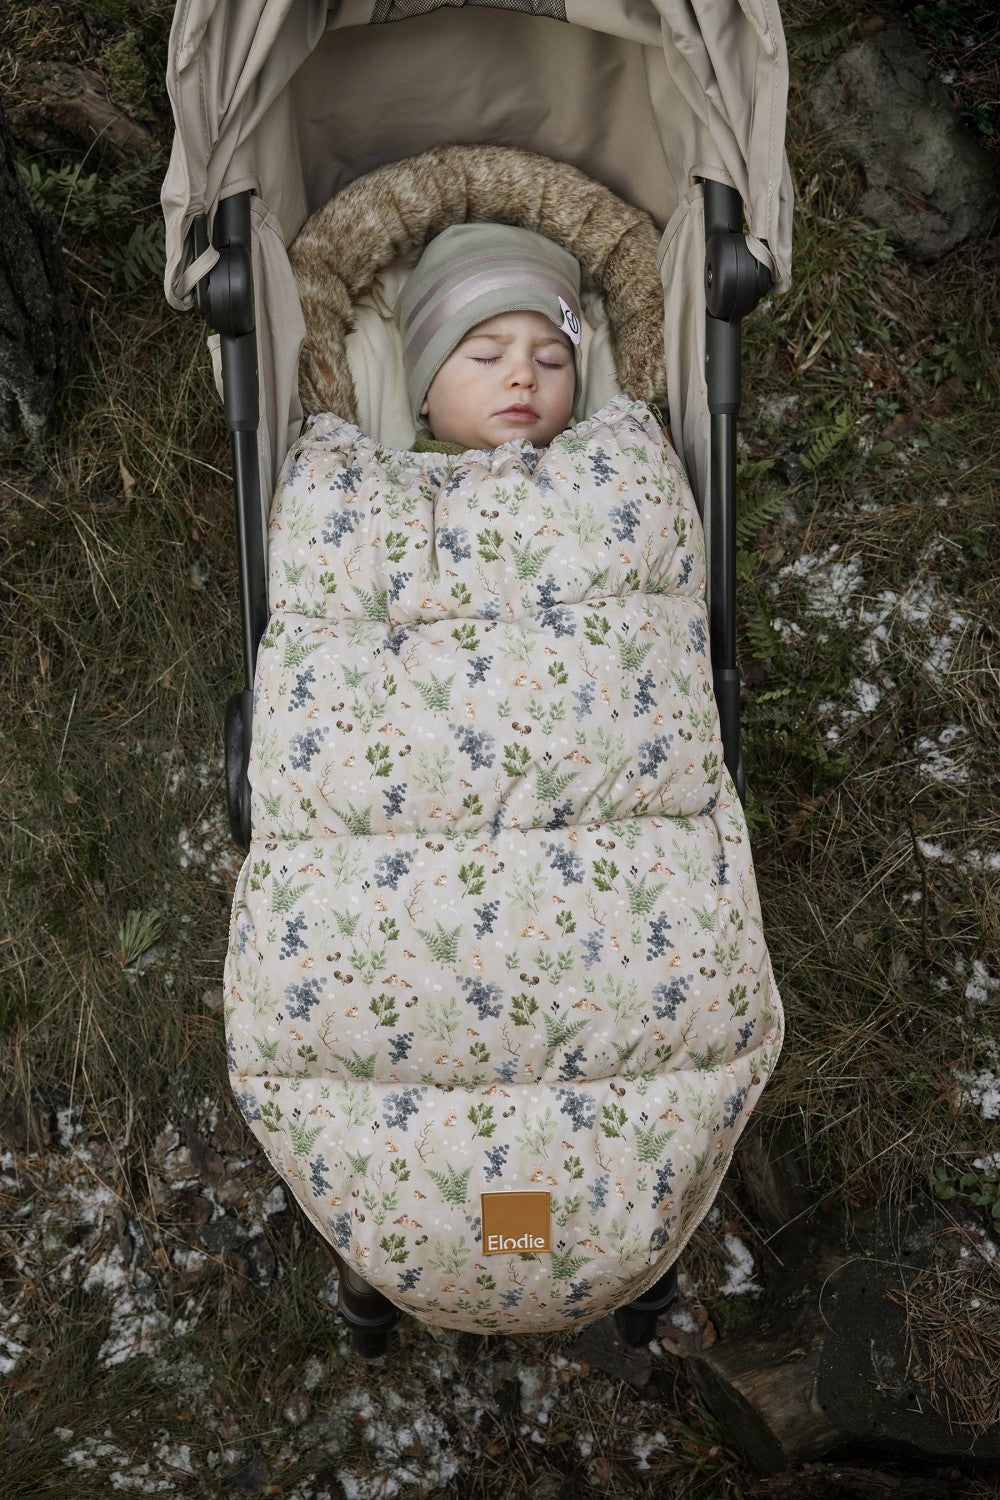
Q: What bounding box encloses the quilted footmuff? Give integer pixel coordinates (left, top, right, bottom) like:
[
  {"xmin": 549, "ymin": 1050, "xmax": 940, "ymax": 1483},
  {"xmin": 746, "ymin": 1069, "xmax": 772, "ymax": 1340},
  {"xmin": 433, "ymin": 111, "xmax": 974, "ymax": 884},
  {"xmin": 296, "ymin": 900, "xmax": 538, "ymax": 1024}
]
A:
[{"xmin": 226, "ymin": 396, "xmax": 783, "ymax": 1333}]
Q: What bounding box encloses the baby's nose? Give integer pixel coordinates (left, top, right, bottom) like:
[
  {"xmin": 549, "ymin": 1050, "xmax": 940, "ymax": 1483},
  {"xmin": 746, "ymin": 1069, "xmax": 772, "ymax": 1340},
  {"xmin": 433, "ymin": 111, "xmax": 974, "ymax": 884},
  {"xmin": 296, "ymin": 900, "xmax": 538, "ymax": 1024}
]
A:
[{"xmin": 508, "ymin": 354, "xmax": 537, "ymax": 386}]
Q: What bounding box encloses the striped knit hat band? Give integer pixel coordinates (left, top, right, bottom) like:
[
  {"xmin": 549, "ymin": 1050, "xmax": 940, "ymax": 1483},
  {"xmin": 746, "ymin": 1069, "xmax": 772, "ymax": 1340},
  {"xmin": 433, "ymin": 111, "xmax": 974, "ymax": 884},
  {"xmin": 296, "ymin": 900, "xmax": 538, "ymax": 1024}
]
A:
[{"xmin": 398, "ymin": 223, "xmax": 582, "ymax": 420}]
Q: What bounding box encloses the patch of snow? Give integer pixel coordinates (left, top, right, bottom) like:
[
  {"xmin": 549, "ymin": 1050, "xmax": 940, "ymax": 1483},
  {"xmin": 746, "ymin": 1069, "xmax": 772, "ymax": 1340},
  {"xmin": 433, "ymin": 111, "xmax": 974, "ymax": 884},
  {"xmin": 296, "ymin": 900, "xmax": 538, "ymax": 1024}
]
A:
[
  {"xmin": 153, "ymin": 1439, "xmax": 197, "ymax": 1477},
  {"xmin": 64, "ymin": 1436, "xmax": 130, "ymax": 1472},
  {"xmin": 668, "ymin": 1304, "xmax": 699, "ymax": 1335},
  {"xmin": 777, "ymin": 546, "xmax": 864, "ymax": 628},
  {"xmin": 959, "ymin": 1228, "xmax": 999, "ymax": 1266},
  {"xmin": 171, "ymin": 1246, "xmax": 208, "ymax": 1273},
  {"xmin": 56, "ymin": 1106, "xmax": 84, "ymax": 1148},
  {"xmin": 761, "ymin": 393, "xmax": 799, "ymax": 423},
  {"xmin": 965, "ymin": 961, "xmax": 999, "ymax": 1007},
  {"xmin": 633, "ymin": 1429, "xmax": 671, "ymax": 1469},
  {"xmin": 719, "ymin": 1233, "xmax": 760, "ymax": 1296},
  {"xmin": 518, "ymin": 1362, "xmax": 556, "ymax": 1441},
  {"xmin": 955, "ymin": 1041, "xmax": 1000, "ymax": 1121},
  {"xmin": 849, "ymin": 679, "xmax": 882, "ymax": 715},
  {"xmin": 83, "ymin": 1247, "xmax": 170, "ymax": 1368},
  {"xmin": 771, "ymin": 616, "xmax": 804, "ymax": 643},
  {"xmin": 771, "ymin": 546, "xmax": 977, "ymax": 745},
  {"xmin": 916, "ymin": 724, "xmax": 969, "ymax": 784},
  {"xmin": 177, "ymin": 816, "xmax": 231, "ymax": 880},
  {"xmin": 916, "ymin": 840, "xmax": 1000, "ymax": 875},
  {"xmin": 0, "ymin": 1332, "xmax": 27, "ymax": 1375},
  {"xmin": 917, "ymin": 839, "xmax": 949, "ymax": 862},
  {"xmin": 333, "ymin": 1384, "xmax": 462, "ymax": 1499},
  {"xmin": 261, "ymin": 1184, "xmax": 287, "ymax": 1217}
]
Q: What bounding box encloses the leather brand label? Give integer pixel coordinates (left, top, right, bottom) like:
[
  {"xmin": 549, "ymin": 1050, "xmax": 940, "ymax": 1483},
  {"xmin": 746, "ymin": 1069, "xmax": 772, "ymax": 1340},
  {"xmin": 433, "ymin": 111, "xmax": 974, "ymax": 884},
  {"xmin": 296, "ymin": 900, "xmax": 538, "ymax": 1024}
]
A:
[{"xmin": 481, "ymin": 1192, "xmax": 552, "ymax": 1256}]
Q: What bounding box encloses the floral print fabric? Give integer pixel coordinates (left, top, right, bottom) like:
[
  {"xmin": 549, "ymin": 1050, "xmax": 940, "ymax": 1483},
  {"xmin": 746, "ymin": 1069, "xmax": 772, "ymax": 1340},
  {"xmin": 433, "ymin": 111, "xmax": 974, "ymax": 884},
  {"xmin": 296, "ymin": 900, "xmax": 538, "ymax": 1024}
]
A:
[{"xmin": 226, "ymin": 397, "xmax": 782, "ymax": 1333}]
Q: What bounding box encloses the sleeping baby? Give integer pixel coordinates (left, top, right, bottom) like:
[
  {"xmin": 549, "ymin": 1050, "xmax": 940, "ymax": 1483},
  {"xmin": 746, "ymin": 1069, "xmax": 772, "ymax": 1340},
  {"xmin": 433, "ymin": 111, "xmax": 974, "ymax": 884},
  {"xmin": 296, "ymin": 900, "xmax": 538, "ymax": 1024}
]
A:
[{"xmin": 397, "ymin": 222, "xmax": 582, "ymax": 454}]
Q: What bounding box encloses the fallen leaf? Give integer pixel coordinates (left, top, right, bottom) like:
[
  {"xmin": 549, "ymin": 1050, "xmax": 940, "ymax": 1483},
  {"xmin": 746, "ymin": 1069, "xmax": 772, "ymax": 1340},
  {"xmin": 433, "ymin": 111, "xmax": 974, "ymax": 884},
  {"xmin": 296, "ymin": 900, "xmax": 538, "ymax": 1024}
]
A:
[{"xmin": 657, "ymin": 1297, "xmax": 717, "ymax": 1357}]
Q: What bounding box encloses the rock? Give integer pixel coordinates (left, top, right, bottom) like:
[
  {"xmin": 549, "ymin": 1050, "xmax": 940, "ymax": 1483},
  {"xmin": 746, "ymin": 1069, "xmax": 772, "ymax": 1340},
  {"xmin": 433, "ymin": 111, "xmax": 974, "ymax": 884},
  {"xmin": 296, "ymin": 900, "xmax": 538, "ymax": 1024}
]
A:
[
  {"xmin": 686, "ymin": 1310, "xmax": 841, "ymax": 1473},
  {"xmin": 179, "ymin": 1116, "xmax": 227, "ymax": 1189},
  {"xmin": 311, "ymin": 1468, "xmax": 348, "ymax": 1500},
  {"xmin": 198, "ymin": 1215, "xmax": 278, "ymax": 1287},
  {"xmin": 516, "ymin": 1477, "xmax": 576, "ymax": 1500},
  {"xmin": 2, "ymin": 1422, "xmax": 31, "ymax": 1454},
  {"xmin": 752, "ymin": 1460, "xmax": 977, "ymax": 1498},
  {"xmin": 0, "ymin": 97, "xmax": 77, "ymax": 446},
  {"xmin": 565, "ymin": 1316, "xmax": 653, "ymax": 1388},
  {"xmin": 808, "ymin": 25, "xmax": 1000, "ymax": 259},
  {"xmin": 224, "ymin": 1445, "xmax": 270, "ymax": 1496},
  {"xmin": 817, "ymin": 1254, "xmax": 1000, "ymax": 1463}
]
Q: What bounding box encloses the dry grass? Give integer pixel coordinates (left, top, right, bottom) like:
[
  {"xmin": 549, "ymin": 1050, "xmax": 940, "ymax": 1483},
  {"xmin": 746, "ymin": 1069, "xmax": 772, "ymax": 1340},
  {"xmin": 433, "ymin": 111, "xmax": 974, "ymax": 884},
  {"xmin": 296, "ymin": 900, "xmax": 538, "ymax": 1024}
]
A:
[{"xmin": 890, "ymin": 1223, "xmax": 1000, "ymax": 1438}]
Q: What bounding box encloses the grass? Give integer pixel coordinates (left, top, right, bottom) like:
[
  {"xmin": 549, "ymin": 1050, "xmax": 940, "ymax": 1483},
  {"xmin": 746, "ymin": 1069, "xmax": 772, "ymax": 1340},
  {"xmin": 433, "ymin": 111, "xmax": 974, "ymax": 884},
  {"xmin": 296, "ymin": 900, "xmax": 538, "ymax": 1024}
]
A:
[
  {"xmin": 2, "ymin": 1, "xmax": 999, "ymax": 1495},
  {"xmin": 735, "ymin": 117, "xmax": 1000, "ymax": 1212},
  {"xmin": 1, "ymin": 290, "xmax": 236, "ymax": 1124}
]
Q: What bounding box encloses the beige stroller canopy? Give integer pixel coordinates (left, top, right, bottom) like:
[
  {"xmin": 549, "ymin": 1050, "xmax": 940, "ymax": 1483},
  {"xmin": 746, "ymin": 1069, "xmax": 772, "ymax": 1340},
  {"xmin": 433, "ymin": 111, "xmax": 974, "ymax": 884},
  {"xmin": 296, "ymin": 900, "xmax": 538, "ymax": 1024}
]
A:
[{"xmin": 162, "ymin": 0, "xmax": 792, "ymax": 503}]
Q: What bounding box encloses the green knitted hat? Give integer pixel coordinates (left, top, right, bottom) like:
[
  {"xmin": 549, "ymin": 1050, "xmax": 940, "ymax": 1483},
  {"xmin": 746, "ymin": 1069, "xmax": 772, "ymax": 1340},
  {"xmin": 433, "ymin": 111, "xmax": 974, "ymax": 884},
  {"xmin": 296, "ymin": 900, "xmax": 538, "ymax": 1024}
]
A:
[{"xmin": 397, "ymin": 222, "xmax": 582, "ymax": 420}]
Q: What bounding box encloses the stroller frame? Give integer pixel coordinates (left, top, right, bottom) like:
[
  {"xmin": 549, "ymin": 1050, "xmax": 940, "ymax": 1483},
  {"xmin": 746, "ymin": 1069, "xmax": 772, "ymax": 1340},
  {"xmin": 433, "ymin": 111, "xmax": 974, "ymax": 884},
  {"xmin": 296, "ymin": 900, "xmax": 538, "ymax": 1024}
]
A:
[
  {"xmin": 197, "ymin": 179, "xmax": 770, "ymax": 852},
  {"xmin": 193, "ymin": 170, "xmax": 771, "ymax": 1355},
  {"xmin": 165, "ymin": 0, "xmax": 789, "ymax": 1359}
]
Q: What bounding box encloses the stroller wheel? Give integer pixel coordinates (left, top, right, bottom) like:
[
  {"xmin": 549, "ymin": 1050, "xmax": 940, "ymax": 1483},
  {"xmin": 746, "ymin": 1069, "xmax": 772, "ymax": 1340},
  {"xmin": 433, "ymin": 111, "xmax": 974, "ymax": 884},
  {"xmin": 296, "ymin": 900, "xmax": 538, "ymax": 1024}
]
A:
[
  {"xmin": 613, "ymin": 1265, "xmax": 679, "ymax": 1348},
  {"xmin": 334, "ymin": 1256, "xmax": 401, "ymax": 1359},
  {"xmin": 347, "ymin": 1321, "xmax": 396, "ymax": 1360}
]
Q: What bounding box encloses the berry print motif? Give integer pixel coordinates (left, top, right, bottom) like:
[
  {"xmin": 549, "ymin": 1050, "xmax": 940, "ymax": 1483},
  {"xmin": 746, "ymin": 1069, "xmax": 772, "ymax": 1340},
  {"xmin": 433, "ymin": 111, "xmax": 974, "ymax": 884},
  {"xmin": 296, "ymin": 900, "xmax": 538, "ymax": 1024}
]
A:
[{"xmin": 226, "ymin": 397, "xmax": 783, "ymax": 1333}]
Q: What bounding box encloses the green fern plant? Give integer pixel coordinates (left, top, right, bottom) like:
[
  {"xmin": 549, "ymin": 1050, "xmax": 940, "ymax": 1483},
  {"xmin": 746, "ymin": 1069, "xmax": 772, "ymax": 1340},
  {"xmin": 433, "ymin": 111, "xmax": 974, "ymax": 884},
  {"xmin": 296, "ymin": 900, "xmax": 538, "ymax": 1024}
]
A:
[
  {"xmin": 18, "ymin": 161, "xmax": 166, "ymax": 289},
  {"xmin": 743, "ymin": 609, "xmax": 783, "ymax": 663},
  {"xmin": 801, "ymin": 406, "xmax": 856, "ymax": 472},
  {"xmin": 734, "ymin": 459, "xmax": 793, "ymax": 582},
  {"xmin": 788, "ymin": 17, "xmax": 867, "ymax": 62}
]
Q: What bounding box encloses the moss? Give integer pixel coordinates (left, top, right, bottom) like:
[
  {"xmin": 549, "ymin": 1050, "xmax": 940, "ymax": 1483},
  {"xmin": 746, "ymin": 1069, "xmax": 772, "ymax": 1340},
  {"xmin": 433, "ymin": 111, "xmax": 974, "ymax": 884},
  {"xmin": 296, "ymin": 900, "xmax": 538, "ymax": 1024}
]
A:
[{"xmin": 96, "ymin": 29, "xmax": 151, "ymax": 119}]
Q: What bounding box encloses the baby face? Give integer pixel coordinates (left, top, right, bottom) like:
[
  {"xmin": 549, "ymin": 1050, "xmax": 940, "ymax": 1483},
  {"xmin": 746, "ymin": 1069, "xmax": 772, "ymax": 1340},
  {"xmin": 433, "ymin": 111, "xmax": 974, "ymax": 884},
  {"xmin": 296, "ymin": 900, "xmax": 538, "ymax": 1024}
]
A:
[{"xmin": 420, "ymin": 310, "xmax": 575, "ymax": 451}]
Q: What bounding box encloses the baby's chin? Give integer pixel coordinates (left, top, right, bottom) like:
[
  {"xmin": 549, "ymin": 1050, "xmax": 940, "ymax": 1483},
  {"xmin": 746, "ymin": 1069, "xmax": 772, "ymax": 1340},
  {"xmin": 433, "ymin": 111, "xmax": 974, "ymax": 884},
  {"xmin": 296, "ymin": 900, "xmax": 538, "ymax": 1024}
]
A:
[{"xmin": 451, "ymin": 416, "xmax": 557, "ymax": 451}]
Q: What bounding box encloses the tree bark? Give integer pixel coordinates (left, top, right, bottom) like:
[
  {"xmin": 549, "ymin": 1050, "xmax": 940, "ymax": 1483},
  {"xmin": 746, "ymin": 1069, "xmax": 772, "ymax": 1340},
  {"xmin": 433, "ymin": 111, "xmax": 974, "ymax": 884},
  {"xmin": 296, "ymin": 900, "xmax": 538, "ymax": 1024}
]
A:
[
  {"xmin": 686, "ymin": 1319, "xmax": 843, "ymax": 1473},
  {"xmin": 0, "ymin": 93, "xmax": 78, "ymax": 447}
]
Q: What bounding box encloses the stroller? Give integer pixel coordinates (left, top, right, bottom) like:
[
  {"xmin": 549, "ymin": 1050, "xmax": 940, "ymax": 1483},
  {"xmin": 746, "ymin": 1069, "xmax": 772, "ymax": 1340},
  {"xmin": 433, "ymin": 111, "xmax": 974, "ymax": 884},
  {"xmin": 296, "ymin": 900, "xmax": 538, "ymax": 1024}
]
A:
[{"xmin": 162, "ymin": 0, "xmax": 791, "ymax": 1357}]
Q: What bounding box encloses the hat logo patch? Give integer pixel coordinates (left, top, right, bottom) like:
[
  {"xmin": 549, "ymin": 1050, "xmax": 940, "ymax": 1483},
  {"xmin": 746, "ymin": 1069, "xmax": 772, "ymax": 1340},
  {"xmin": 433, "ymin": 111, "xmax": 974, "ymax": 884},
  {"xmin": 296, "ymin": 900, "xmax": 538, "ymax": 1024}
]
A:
[{"xmin": 558, "ymin": 297, "xmax": 582, "ymax": 345}]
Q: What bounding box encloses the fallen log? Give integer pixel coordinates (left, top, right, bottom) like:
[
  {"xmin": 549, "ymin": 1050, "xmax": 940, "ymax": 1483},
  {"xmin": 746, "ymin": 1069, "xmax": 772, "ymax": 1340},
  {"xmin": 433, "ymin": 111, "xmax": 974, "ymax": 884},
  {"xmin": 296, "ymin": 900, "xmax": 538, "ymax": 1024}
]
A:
[
  {"xmin": 682, "ymin": 1234, "xmax": 1000, "ymax": 1474},
  {"xmin": 9, "ymin": 62, "xmax": 156, "ymax": 169},
  {"xmin": 685, "ymin": 1255, "xmax": 845, "ymax": 1473}
]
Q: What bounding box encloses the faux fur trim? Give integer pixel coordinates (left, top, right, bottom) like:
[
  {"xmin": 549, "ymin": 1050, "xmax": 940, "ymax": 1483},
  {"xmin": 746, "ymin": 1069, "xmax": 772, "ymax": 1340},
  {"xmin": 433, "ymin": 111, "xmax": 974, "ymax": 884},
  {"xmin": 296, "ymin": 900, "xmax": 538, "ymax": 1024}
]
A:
[{"xmin": 290, "ymin": 144, "xmax": 666, "ymax": 424}]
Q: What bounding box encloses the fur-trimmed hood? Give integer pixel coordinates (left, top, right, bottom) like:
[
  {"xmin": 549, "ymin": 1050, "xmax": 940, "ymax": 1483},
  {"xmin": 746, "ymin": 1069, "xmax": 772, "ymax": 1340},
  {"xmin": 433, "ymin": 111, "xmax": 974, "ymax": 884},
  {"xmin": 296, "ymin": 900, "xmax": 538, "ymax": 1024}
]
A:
[{"xmin": 290, "ymin": 144, "xmax": 667, "ymax": 424}]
